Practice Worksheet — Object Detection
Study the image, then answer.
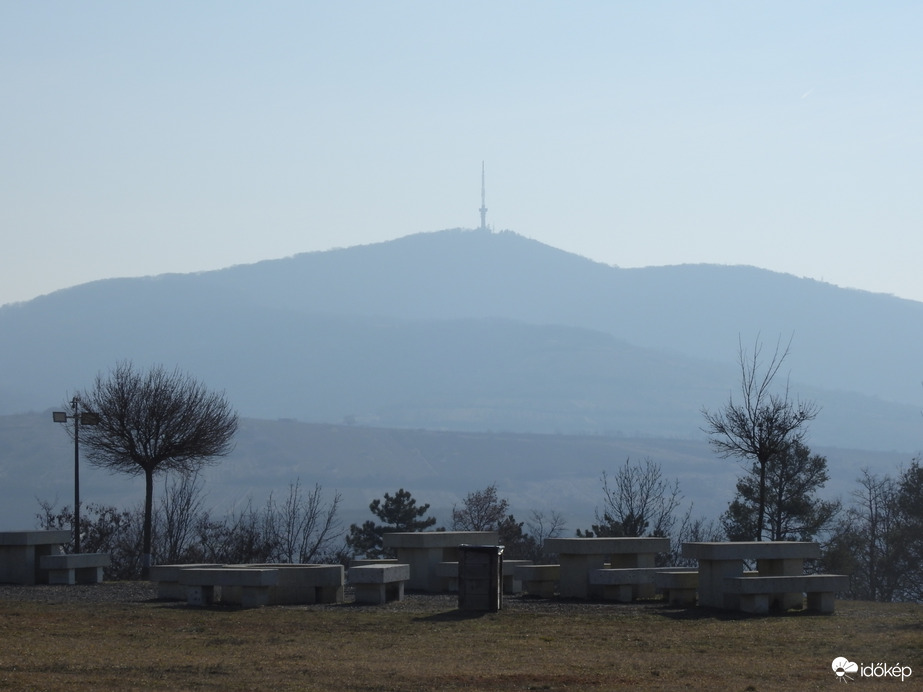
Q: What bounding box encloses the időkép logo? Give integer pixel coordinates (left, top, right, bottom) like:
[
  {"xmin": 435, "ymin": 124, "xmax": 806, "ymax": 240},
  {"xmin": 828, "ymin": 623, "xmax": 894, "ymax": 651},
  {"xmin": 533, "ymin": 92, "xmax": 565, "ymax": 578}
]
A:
[{"xmin": 832, "ymin": 657, "xmax": 912, "ymax": 683}]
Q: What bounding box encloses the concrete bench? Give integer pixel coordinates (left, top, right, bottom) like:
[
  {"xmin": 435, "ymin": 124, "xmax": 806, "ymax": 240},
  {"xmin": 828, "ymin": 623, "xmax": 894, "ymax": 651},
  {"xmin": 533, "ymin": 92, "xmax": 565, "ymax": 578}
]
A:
[
  {"xmin": 349, "ymin": 558, "xmax": 398, "ymax": 568},
  {"xmin": 432, "ymin": 560, "xmax": 531, "ymax": 594},
  {"xmin": 179, "ymin": 567, "xmax": 279, "ymax": 608},
  {"xmin": 151, "ymin": 563, "xmax": 344, "ymax": 604},
  {"xmin": 348, "ymin": 564, "xmax": 411, "ymax": 604},
  {"xmin": 589, "ymin": 567, "xmax": 697, "ymax": 602},
  {"xmin": 544, "ymin": 537, "xmax": 670, "ymax": 599},
  {"xmin": 0, "ymin": 530, "xmax": 72, "ymax": 585},
  {"xmin": 149, "ymin": 563, "xmax": 224, "ymax": 599},
  {"xmin": 723, "ymin": 574, "xmax": 850, "ymax": 614},
  {"xmin": 502, "ymin": 560, "xmax": 532, "ymax": 594},
  {"xmin": 382, "ymin": 531, "xmax": 499, "ymax": 592},
  {"xmin": 38, "ymin": 553, "xmax": 110, "ymax": 585},
  {"xmin": 224, "ymin": 564, "xmax": 344, "ymax": 605},
  {"xmin": 434, "ymin": 561, "xmax": 459, "ymax": 592},
  {"xmin": 683, "ymin": 541, "xmax": 822, "ymax": 610},
  {"xmin": 654, "ymin": 570, "xmax": 699, "ymax": 605},
  {"xmin": 515, "ymin": 564, "xmax": 559, "ymax": 598}
]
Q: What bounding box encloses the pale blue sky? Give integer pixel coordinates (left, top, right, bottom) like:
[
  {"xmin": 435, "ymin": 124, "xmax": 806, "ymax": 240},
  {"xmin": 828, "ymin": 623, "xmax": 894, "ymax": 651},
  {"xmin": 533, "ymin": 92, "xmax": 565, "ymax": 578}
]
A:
[{"xmin": 3, "ymin": 1, "xmax": 922, "ymax": 306}]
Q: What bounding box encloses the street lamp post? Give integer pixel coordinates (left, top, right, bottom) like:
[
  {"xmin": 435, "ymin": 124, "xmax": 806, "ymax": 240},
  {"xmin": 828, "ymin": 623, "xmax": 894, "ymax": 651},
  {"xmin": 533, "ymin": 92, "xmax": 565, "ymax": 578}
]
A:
[{"xmin": 53, "ymin": 396, "xmax": 99, "ymax": 553}]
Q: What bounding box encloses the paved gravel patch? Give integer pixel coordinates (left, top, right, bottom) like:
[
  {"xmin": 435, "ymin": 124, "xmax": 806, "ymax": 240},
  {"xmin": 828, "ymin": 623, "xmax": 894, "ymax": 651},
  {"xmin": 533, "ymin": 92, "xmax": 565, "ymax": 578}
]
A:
[
  {"xmin": 0, "ymin": 581, "xmax": 158, "ymax": 604},
  {"xmin": 0, "ymin": 580, "xmax": 661, "ymax": 616}
]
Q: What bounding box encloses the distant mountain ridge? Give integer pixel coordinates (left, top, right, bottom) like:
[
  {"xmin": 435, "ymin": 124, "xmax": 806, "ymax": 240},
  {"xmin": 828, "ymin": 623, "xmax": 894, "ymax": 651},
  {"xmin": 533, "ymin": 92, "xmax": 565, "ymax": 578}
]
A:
[
  {"xmin": 178, "ymin": 228, "xmax": 923, "ymax": 403},
  {"xmin": 2, "ymin": 228, "xmax": 922, "ymax": 452}
]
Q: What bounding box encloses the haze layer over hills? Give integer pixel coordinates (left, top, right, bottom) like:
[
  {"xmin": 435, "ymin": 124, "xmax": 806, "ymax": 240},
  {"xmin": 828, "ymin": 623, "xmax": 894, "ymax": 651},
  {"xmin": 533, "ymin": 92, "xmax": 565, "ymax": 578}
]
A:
[
  {"xmin": 1, "ymin": 229, "xmax": 920, "ymax": 527},
  {"xmin": 3, "ymin": 228, "xmax": 921, "ymax": 448}
]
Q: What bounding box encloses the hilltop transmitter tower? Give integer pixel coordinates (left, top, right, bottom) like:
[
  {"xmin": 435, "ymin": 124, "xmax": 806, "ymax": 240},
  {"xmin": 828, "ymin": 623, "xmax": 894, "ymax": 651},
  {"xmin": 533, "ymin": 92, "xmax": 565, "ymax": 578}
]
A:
[{"xmin": 479, "ymin": 161, "xmax": 488, "ymax": 231}]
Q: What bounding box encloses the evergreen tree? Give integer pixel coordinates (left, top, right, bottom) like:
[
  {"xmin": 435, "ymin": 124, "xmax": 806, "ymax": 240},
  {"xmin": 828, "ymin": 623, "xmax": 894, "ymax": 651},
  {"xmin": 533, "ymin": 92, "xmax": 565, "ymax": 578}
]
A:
[
  {"xmin": 345, "ymin": 488, "xmax": 437, "ymax": 558},
  {"xmin": 893, "ymin": 460, "xmax": 923, "ymax": 600},
  {"xmin": 722, "ymin": 439, "xmax": 839, "ymax": 541}
]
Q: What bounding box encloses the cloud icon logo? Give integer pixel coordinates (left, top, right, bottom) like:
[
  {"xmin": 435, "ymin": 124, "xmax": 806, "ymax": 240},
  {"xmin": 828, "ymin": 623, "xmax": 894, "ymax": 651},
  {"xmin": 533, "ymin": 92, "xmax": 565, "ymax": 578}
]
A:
[{"xmin": 832, "ymin": 657, "xmax": 859, "ymax": 681}]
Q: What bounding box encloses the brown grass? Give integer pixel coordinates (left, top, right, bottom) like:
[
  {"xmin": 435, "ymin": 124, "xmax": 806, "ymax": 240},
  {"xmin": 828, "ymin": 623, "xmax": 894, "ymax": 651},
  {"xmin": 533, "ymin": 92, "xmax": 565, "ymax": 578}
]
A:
[{"xmin": 0, "ymin": 593, "xmax": 920, "ymax": 691}]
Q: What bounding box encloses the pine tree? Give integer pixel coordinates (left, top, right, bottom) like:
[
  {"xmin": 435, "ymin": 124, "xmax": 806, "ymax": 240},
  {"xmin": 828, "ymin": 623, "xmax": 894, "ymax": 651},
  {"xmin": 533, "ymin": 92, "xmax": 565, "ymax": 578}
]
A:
[
  {"xmin": 345, "ymin": 488, "xmax": 437, "ymax": 558},
  {"xmin": 722, "ymin": 439, "xmax": 839, "ymax": 541}
]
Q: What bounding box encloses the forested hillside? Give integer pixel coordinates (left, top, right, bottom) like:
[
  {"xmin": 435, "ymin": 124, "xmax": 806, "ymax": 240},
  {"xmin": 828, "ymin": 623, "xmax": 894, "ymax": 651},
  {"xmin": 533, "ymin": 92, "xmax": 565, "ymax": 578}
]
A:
[{"xmin": 2, "ymin": 229, "xmax": 922, "ymax": 452}]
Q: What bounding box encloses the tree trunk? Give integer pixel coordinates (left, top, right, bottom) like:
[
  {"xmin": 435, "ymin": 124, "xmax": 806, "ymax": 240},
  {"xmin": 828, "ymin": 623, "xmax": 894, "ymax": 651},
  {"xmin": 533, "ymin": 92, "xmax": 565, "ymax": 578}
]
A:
[
  {"xmin": 757, "ymin": 457, "xmax": 767, "ymax": 541},
  {"xmin": 142, "ymin": 469, "xmax": 154, "ymax": 579}
]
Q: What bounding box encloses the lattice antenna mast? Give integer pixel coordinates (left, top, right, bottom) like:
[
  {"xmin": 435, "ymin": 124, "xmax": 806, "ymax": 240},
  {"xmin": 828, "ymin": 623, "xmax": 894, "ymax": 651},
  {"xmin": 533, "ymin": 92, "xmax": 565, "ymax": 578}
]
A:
[{"xmin": 479, "ymin": 161, "xmax": 488, "ymax": 231}]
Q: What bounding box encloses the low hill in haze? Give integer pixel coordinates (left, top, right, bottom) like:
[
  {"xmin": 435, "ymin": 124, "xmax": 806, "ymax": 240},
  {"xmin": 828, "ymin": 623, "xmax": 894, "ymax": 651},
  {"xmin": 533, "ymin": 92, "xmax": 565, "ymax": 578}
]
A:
[{"xmin": 0, "ymin": 412, "xmax": 908, "ymax": 531}]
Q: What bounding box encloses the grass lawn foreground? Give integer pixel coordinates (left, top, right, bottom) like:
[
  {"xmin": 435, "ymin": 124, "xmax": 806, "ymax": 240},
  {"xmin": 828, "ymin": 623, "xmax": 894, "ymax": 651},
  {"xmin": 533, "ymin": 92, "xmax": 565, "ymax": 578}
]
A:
[{"xmin": 0, "ymin": 590, "xmax": 920, "ymax": 691}]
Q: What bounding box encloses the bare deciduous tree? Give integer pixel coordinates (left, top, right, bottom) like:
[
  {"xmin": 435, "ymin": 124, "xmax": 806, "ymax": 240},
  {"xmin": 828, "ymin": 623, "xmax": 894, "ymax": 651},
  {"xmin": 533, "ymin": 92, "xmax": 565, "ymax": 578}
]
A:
[
  {"xmin": 452, "ymin": 484, "xmax": 508, "ymax": 531},
  {"xmin": 701, "ymin": 336, "xmax": 818, "ymax": 540},
  {"xmin": 451, "ymin": 485, "xmax": 560, "ymax": 559},
  {"xmin": 526, "ymin": 509, "xmax": 567, "ymax": 545},
  {"xmin": 156, "ymin": 470, "xmax": 207, "ymax": 565},
  {"xmin": 79, "ymin": 361, "xmax": 238, "ymax": 577},
  {"xmin": 36, "ymin": 499, "xmax": 145, "ymax": 580},
  {"xmin": 36, "ymin": 477, "xmax": 343, "ymax": 577},
  {"xmin": 823, "ymin": 468, "xmax": 902, "ymax": 601},
  {"xmin": 671, "ymin": 507, "xmax": 725, "ymax": 567},
  {"xmin": 525, "ymin": 509, "xmax": 567, "ymax": 560},
  {"xmin": 581, "ymin": 457, "xmax": 682, "ymax": 538},
  {"xmin": 268, "ymin": 479, "xmax": 343, "ymax": 563}
]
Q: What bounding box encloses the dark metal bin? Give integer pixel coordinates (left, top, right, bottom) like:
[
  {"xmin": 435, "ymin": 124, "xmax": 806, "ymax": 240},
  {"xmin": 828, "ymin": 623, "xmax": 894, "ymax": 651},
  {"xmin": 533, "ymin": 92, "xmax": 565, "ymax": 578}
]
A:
[{"xmin": 458, "ymin": 544, "xmax": 504, "ymax": 612}]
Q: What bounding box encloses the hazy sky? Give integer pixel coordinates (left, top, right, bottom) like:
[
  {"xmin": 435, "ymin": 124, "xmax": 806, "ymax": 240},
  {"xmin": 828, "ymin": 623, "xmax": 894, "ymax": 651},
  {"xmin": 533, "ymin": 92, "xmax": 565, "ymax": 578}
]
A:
[{"xmin": 3, "ymin": 2, "xmax": 922, "ymax": 307}]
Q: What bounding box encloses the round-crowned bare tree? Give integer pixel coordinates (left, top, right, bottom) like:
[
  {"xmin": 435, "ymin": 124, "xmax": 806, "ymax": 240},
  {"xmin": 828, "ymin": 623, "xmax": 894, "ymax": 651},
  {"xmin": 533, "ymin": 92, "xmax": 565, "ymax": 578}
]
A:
[{"xmin": 79, "ymin": 361, "xmax": 238, "ymax": 577}]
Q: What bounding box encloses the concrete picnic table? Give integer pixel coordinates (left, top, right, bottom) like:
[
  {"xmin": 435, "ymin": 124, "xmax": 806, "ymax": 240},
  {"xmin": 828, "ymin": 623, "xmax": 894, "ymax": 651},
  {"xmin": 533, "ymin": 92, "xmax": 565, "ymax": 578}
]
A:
[
  {"xmin": 381, "ymin": 531, "xmax": 499, "ymax": 592},
  {"xmin": 681, "ymin": 540, "xmax": 821, "ymax": 609},
  {"xmin": 543, "ymin": 536, "xmax": 671, "ymax": 599},
  {"xmin": 0, "ymin": 530, "xmax": 71, "ymax": 585}
]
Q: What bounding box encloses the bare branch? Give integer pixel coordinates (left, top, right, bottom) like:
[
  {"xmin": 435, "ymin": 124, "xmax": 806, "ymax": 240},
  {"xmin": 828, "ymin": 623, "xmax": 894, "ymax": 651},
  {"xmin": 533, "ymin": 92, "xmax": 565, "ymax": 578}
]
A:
[
  {"xmin": 701, "ymin": 335, "xmax": 818, "ymax": 540},
  {"xmin": 77, "ymin": 361, "xmax": 238, "ymax": 576}
]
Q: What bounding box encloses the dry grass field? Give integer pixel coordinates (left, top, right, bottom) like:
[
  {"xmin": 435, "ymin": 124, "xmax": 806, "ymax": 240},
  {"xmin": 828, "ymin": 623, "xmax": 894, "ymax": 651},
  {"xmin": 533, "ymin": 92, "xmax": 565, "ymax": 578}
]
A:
[{"xmin": 0, "ymin": 584, "xmax": 920, "ymax": 691}]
